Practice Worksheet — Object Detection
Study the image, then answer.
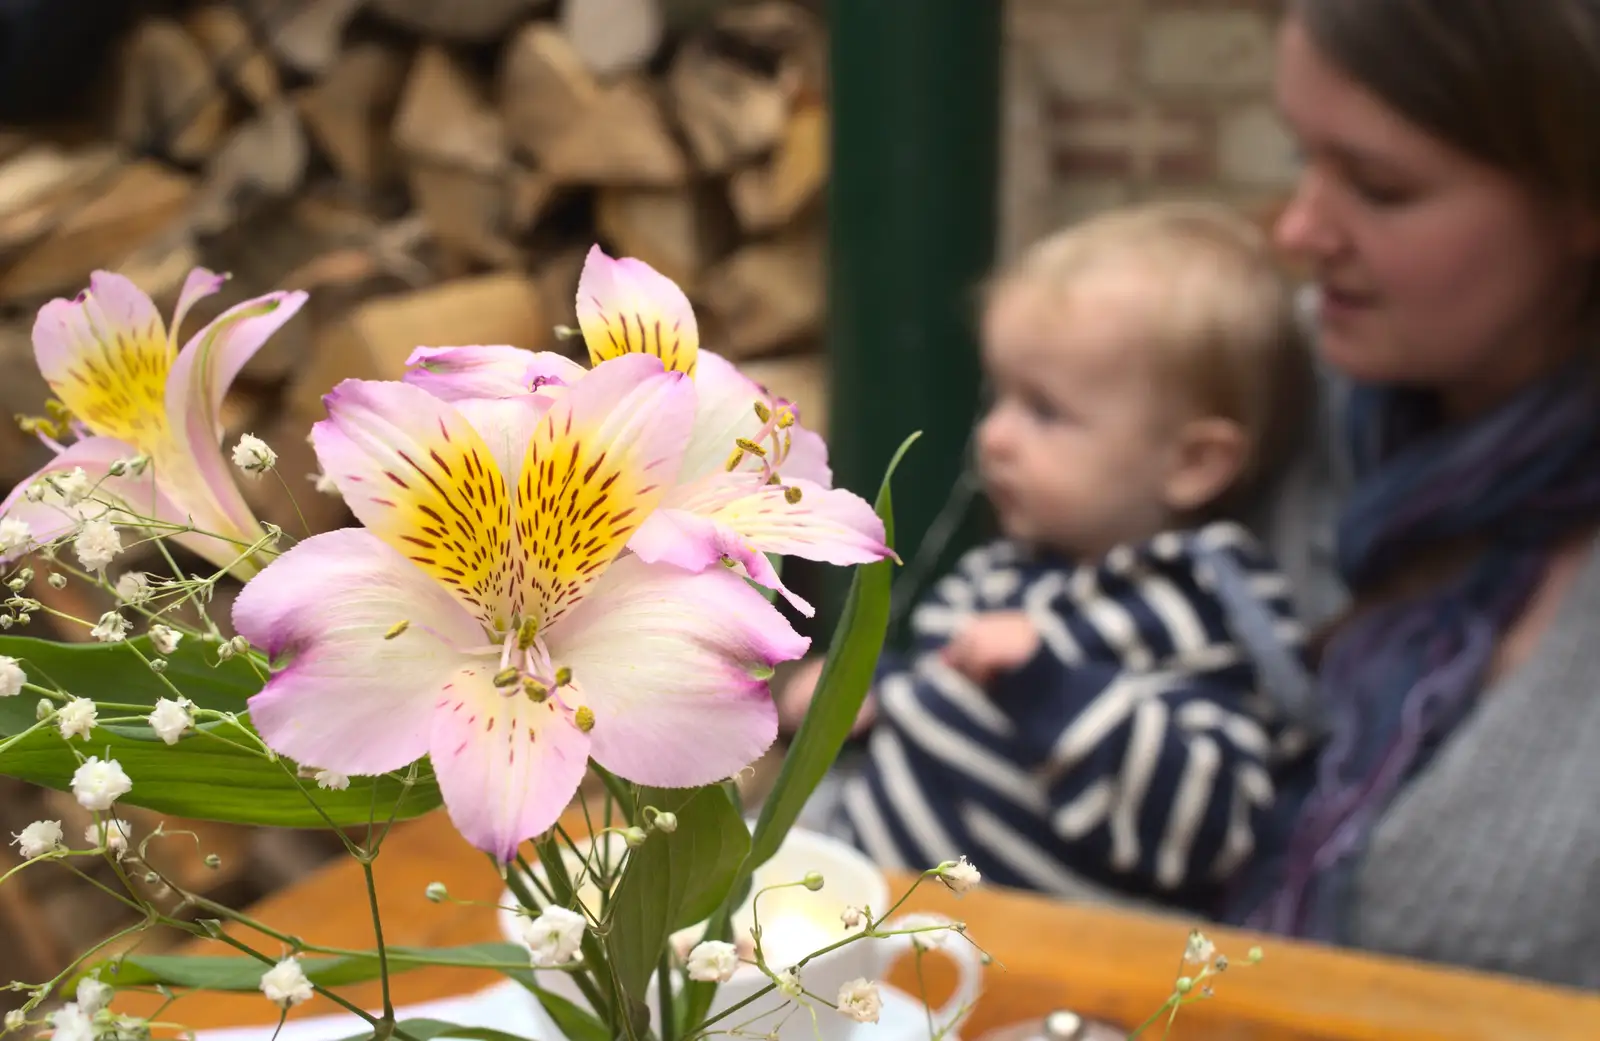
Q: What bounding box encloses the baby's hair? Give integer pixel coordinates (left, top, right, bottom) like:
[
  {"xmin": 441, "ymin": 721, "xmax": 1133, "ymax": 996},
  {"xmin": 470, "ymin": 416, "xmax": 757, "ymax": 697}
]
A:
[{"xmin": 985, "ymin": 200, "xmax": 1314, "ymax": 510}]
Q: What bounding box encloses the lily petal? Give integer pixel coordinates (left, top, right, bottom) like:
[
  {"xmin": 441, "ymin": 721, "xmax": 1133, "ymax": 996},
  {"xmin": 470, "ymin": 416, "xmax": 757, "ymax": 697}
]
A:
[
  {"xmin": 576, "ymin": 245, "xmax": 698, "ymax": 376},
  {"xmin": 161, "ymin": 291, "xmax": 307, "ymax": 560},
  {"xmin": 404, "ymin": 346, "xmax": 585, "ymax": 401},
  {"xmin": 170, "ymin": 268, "xmax": 228, "ymax": 342},
  {"xmin": 235, "ymin": 528, "xmax": 481, "ymax": 775},
  {"xmin": 429, "ymin": 670, "xmax": 591, "ymax": 861},
  {"xmin": 778, "ymin": 424, "xmax": 832, "ymax": 487},
  {"xmin": 711, "ymin": 477, "xmax": 890, "ymax": 567},
  {"xmin": 627, "ymin": 501, "xmax": 813, "ymax": 615},
  {"xmin": 550, "ymin": 554, "xmax": 805, "ymax": 787},
  {"xmin": 679, "ymin": 351, "xmax": 769, "ymax": 483},
  {"xmin": 33, "ymin": 276, "xmax": 170, "ymax": 447},
  {"xmin": 312, "ymin": 379, "xmax": 517, "ymax": 628},
  {"xmin": 516, "ymin": 353, "xmax": 695, "ymax": 625}
]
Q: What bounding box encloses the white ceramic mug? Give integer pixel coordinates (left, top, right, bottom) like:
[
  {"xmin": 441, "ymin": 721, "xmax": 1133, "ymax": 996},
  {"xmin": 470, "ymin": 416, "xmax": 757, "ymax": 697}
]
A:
[{"xmin": 497, "ymin": 827, "xmax": 984, "ymax": 1041}]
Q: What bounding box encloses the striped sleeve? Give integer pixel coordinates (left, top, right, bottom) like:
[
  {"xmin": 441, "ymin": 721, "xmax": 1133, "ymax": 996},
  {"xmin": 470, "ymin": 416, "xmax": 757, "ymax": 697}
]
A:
[{"xmin": 989, "ymin": 654, "xmax": 1276, "ymax": 890}]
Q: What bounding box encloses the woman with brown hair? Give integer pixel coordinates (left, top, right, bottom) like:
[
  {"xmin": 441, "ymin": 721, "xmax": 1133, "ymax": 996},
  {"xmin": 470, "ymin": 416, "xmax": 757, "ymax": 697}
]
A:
[{"xmin": 1227, "ymin": 0, "xmax": 1600, "ymax": 989}]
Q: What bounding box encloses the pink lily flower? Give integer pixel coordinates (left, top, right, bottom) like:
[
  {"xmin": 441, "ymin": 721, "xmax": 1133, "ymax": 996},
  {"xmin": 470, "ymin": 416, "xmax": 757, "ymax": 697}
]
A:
[
  {"xmin": 0, "ymin": 270, "xmax": 306, "ymax": 577},
  {"xmin": 398, "ymin": 247, "xmax": 892, "ymax": 615},
  {"xmin": 233, "ymin": 355, "xmax": 807, "ymax": 859}
]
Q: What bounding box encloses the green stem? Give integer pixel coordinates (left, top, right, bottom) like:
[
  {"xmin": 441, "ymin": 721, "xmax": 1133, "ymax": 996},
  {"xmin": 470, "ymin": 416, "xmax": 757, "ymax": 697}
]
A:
[
  {"xmin": 361, "ymin": 858, "xmax": 394, "ymax": 1020},
  {"xmin": 657, "ymin": 950, "xmax": 677, "ymax": 1041}
]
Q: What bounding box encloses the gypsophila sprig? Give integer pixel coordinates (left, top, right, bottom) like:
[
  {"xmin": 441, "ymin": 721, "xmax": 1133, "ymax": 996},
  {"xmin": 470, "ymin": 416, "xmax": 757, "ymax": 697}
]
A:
[
  {"xmin": 231, "ymin": 434, "xmax": 277, "ymax": 476},
  {"xmin": 147, "ymin": 696, "xmax": 194, "ymax": 744},
  {"xmin": 12, "ymin": 819, "xmax": 63, "ymax": 859},
  {"xmin": 0, "ymin": 654, "xmax": 22, "ymax": 697},
  {"xmin": 71, "ymin": 757, "xmax": 132, "ymax": 811},
  {"xmin": 260, "ymin": 956, "xmax": 314, "ymax": 1009},
  {"xmin": 686, "ymin": 941, "xmax": 740, "ymax": 983}
]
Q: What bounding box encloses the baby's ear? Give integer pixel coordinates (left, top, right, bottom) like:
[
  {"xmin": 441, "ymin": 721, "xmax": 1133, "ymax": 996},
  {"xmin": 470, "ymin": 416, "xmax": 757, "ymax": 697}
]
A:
[{"xmin": 1162, "ymin": 417, "xmax": 1249, "ymax": 514}]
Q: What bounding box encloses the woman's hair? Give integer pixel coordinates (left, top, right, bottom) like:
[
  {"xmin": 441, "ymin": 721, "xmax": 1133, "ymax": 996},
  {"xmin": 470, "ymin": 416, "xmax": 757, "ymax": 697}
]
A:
[{"xmin": 1291, "ymin": 0, "xmax": 1600, "ymax": 207}]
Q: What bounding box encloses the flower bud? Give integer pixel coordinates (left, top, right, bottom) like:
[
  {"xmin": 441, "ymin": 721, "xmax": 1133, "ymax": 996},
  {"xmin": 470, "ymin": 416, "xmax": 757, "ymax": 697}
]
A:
[
  {"xmin": 35, "ymin": 699, "xmax": 52, "ymax": 721},
  {"xmin": 802, "ymin": 871, "xmax": 824, "ymax": 892},
  {"xmin": 622, "ymin": 826, "xmax": 648, "ymax": 849},
  {"xmin": 1175, "ymin": 976, "xmax": 1194, "ymax": 994},
  {"xmin": 47, "ymin": 573, "xmax": 66, "ymax": 589},
  {"xmin": 204, "ymin": 854, "xmax": 221, "ymax": 870},
  {"xmin": 425, "ymin": 882, "xmax": 449, "ymax": 903},
  {"xmin": 651, "ymin": 810, "xmax": 678, "ymax": 834}
]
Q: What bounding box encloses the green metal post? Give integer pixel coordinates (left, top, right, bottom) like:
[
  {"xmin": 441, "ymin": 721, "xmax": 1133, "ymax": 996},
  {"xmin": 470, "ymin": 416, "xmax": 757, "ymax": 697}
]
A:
[{"xmin": 824, "ymin": 0, "xmax": 1003, "ymax": 642}]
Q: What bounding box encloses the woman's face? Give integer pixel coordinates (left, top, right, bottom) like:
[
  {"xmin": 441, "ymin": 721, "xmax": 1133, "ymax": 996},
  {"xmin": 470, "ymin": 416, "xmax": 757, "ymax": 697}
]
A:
[{"xmin": 1273, "ymin": 17, "xmax": 1596, "ymax": 414}]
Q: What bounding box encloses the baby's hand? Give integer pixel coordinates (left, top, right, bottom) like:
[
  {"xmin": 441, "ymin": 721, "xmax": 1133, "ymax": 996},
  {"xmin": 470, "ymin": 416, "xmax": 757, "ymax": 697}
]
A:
[
  {"xmin": 776, "ymin": 658, "xmax": 878, "ymax": 737},
  {"xmin": 942, "ymin": 611, "xmax": 1040, "ymax": 687}
]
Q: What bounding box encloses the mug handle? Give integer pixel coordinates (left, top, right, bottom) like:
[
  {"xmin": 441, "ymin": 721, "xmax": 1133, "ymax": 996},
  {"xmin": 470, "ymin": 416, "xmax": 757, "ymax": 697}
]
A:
[{"xmin": 878, "ymin": 916, "xmax": 986, "ymax": 1032}]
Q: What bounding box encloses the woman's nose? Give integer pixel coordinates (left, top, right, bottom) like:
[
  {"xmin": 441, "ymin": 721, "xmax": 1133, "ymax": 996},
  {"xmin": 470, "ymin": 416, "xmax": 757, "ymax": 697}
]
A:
[{"xmin": 1274, "ymin": 168, "xmax": 1344, "ymax": 262}]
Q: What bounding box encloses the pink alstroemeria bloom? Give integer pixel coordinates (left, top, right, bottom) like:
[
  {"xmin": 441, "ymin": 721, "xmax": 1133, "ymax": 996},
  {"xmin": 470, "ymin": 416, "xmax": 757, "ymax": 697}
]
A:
[
  {"xmin": 575, "ymin": 246, "xmax": 892, "ymax": 614},
  {"xmin": 0, "ymin": 270, "xmax": 306, "ymax": 577},
  {"xmin": 233, "ymin": 355, "xmax": 807, "ymax": 859},
  {"xmin": 398, "ymin": 248, "xmax": 893, "ymax": 614}
]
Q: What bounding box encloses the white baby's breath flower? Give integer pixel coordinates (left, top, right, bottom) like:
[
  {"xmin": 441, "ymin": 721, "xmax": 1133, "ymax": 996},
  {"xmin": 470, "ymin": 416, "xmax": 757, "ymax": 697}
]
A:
[
  {"xmin": 53, "ymin": 467, "xmax": 92, "ymax": 508},
  {"xmin": 312, "ymin": 768, "xmax": 350, "ymax": 791},
  {"xmin": 57, "ymin": 697, "xmax": 98, "ymax": 741},
  {"xmin": 1184, "ymin": 930, "xmax": 1216, "ymax": 966},
  {"xmin": 4, "ymin": 1008, "xmax": 25, "ymax": 1032},
  {"xmin": 148, "ymin": 696, "xmax": 194, "ymax": 745},
  {"xmin": 76, "ymin": 976, "xmax": 113, "ymax": 1015},
  {"xmin": 836, "ymin": 979, "xmax": 882, "ymax": 1023},
  {"xmin": 47, "ymin": 1002, "xmax": 94, "ymax": 1041},
  {"xmin": 520, "ymin": 905, "xmax": 587, "ymax": 967},
  {"xmin": 0, "ymin": 516, "xmax": 32, "ymax": 554},
  {"xmin": 91, "ymin": 611, "xmax": 130, "ymax": 643},
  {"xmin": 685, "ymin": 940, "xmax": 740, "ymax": 982},
  {"xmin": 937, "ymin": 855, "xmax": 981, "ymax": 895},
  {"xmin": 115, "ymin": 571, "xmax": 152, "ymax": 604},
  {"xmin": 774, "ymin": 969, "xmax": 802, "ymax": 999},
  {"xmin": 85, "ymin": 818, "xmax": 134, "ymax": 858},
  {"xmin": 74, "ymin": 518, "xmax": 122, "ymax": 570},
  {"xmin": 72, "ymin": 757, "xmax": 132, "ymax": 811},
  {"xmin": 840, "ymin": 906, "xmax": 865, "ymax": 930},
  {"xmin": 148, "ymin": 624, "xmax": 182, "ymax": 656},
  {"xmin": 259, "ymin": 956, "xmax": 314, "ymax": 1009},
  {"xmin": 12, "ymin": 819, "xmax": 63, "ymax": 859},
  {"xmin": 0, "ymin": 655, "xmax": 23, "ymax": 698},
  {"xmin": 232, "ymin": 434, "xmax": 277, "ymax": 475}
]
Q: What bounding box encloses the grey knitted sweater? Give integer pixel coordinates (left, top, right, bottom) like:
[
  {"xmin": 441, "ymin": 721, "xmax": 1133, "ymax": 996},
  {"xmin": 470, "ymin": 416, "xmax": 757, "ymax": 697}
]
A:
[{"xmin": 1251, "ymin": 361, "xmax": 1600, "ymax": 991}]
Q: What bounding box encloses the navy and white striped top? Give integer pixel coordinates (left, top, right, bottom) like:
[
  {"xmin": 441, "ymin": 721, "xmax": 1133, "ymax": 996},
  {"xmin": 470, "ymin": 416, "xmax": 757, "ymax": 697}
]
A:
[{"xmin": 835, "ymin": 520, "xmax": 1311, "ymax": 914}]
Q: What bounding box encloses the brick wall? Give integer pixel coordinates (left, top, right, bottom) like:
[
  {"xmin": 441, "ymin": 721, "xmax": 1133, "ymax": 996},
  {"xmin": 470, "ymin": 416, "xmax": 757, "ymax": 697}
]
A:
[{"xmin": 1000, "ymin": 0, "xmax": 1297, "ymax": 259}]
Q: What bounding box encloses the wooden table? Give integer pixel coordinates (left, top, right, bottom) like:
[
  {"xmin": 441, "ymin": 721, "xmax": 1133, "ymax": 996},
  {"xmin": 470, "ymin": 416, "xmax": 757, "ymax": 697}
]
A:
[{"xmin": 125, "ymin": 812, "xmax": 1600, "ymax": 1041}]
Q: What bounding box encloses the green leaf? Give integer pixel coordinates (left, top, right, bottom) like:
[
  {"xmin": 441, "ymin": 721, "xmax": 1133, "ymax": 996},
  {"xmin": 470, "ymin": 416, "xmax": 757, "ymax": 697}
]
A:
[
  {"xmin": 100, "ymin": 944, "xmax": 532, "ymax": 991},
  {"xmin": 603, "ymin": 783, "xmax": 750, "ymax": 1009},
  {"xmin": 367, "ymin": 1022, "xmax": 534, "ymax": 1041},
  {"xmin": 680, "ymin": 432, "xmax": 916, "ymax": 1031},
  {"xmin": 0, "ymin": 634, "xmax": 261, "ymax": 736},
  {"xmin": 747, "ymin": 431, "xmax": 915, "ymax": 868},
  {"xmin": 517, "ymin": 981, "xmax": 610, "ymax": 1041},
  {"xmin": 0, "ymin": 634, "xmax": 442, "ymax": 827}
]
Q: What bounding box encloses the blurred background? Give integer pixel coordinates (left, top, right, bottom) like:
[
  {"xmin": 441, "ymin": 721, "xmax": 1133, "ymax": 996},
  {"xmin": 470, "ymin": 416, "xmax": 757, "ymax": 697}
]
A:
[{"xmin": 0, "ymin": 0, "xmax": 1296, "ymax": 998}]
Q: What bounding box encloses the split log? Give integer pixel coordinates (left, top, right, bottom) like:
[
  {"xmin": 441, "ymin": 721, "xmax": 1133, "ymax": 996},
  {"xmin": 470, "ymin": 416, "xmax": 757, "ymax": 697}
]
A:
[
  {"xmin": 191, "ymin": 102, "xmax": 309, "ymax": 235},
  {"xmin": 561, "ymin": 0, "xmax": 664, "ymax": 79},
  {"xmin": 667, "ymin": 33, "xmax": 789, "ymax": 173},
  {"xmin": 113, "ymin": 18, "xmax": 232, "ymax": 164},
  {"xmin": 500, "ymin": 25, "xmax": 688, "ymax": 186},
  {"xmin": 367, "ymin": 0, "xmax": 552, "ymax": 42},
  {"xmin": 296, "ymin": 43, "xmax": 410, "ymax": 190},
  {"xmin": 699, "ymin": 226, "xmax": 823, "ymax": 359},
  {"xmin": 595, "ymin": 184, "xmax": 730, "ymax": 292},
  {"xmin": 0, "ymin": 161, "xmax": 195, "ymax": 303},
  {"xmin": 728, "ymin": 99, "xmax": 827, "ymax": 232},
  {"xmin": 289, "ymin": 272, "xmax": 545, "ymax": 419},
  {"xmin": 393, "ymin": 47, "xmax": 517, "ymax": 268},
  {"xmin": 186, "ymin": 4, "xmax": 282, "ymax": 108},
  {"xmin": 240, "ymin": 0, "xmax": 365, "ymax": 78}
]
